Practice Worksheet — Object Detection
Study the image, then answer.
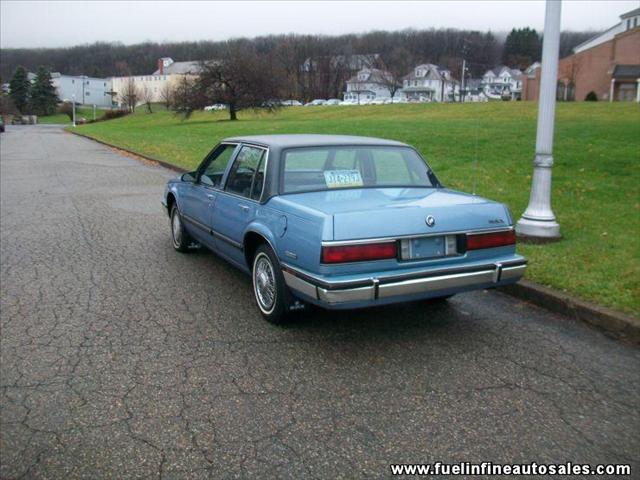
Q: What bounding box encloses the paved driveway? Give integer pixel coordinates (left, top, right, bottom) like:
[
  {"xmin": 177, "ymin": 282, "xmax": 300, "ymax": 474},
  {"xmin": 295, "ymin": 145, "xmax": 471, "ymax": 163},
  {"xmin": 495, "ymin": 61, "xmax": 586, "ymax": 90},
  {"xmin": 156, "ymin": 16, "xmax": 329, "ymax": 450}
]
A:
[{"xmin": 1, "ymin": 125, "xmax": 639, "ymax": 479}]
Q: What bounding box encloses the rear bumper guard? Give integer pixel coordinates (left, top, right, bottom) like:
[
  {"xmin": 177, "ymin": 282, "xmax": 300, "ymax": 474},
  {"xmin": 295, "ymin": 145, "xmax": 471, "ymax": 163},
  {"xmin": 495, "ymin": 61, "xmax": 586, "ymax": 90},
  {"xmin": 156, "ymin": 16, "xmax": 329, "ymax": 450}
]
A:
[{"xmin": 282, "ymin": 261, "xmax": 527, "ymax": 305}]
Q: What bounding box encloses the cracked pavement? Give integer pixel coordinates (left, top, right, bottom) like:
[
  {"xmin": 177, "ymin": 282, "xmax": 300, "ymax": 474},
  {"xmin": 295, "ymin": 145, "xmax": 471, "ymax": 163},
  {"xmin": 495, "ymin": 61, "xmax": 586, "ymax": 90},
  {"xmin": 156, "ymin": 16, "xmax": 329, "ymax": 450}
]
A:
[{"xmin": 1, "ymin": 125, "xmax": 639, "ymax": 479}]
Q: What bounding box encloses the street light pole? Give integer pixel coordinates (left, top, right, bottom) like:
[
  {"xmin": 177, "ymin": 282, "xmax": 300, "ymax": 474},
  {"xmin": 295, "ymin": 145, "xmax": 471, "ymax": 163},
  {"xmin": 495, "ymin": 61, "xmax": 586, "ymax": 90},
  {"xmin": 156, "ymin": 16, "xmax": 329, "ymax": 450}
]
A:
[
  {"xmin": 461, "ymin": 59, "xmax": 466, "ymax": 103},
  {"xmin": 516, "ymin": 0, "xmax": 562, "ymax": 240}
]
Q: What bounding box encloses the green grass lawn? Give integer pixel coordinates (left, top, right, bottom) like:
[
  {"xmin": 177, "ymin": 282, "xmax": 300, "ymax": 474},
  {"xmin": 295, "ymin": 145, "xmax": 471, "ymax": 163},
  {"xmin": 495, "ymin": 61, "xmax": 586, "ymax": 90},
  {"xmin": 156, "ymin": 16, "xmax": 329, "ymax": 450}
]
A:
[
  {"xmin": 73, "ymin": 102, "xmax": 640, "ymax": 316},
  {"xmin": 38, "ymin": 106, "xmax": 105, "ymax": 124}
]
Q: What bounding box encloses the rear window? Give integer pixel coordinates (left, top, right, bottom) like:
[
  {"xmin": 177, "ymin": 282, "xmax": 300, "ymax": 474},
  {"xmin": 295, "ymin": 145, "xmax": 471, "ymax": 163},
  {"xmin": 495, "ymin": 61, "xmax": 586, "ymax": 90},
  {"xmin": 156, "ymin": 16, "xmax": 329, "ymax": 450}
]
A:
[{"xmin": 282, "ymin": 146, "xmax": 436, "ymax": 193}]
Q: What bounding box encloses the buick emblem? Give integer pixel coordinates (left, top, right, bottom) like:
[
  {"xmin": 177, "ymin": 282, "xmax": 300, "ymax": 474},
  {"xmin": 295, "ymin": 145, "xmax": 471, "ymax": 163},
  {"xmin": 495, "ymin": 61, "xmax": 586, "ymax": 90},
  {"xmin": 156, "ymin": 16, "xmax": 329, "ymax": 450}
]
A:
[{"xmin": 425, "ymin": 215, "xmax": 436, "ymax": 227}]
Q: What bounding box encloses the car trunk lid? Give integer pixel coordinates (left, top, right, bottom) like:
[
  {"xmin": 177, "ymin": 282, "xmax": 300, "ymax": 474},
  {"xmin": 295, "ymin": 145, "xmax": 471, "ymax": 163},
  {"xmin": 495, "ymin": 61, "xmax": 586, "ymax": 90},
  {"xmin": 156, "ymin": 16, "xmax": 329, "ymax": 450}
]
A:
[
  {"xmin": 333, "ymin": 191, "xmax": 509, "ymax": 239},
  {"xmin": 280, "ymin": 188, "xmax": 509, "ymax": 240}
]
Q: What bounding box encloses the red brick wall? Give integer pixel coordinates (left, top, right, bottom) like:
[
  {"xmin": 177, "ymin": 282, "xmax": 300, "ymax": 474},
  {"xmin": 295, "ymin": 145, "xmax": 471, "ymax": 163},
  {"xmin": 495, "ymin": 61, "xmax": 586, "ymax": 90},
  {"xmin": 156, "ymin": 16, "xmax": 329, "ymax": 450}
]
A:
[
  {"xmin": 525, "ymin": 27, "xmax": 640, "ymax": 101},
  {"xmin": 522, "ymin": 69, "xmax": 541, "ymax": 101}
]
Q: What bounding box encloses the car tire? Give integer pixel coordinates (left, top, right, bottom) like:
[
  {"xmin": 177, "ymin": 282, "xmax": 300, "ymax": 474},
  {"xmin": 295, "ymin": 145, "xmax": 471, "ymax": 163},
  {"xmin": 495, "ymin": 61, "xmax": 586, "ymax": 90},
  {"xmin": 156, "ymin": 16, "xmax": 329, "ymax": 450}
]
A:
[
  {"xmin": 170, "ymin": 204, "xmax": 193, "ymax": 253},
  {"xmin": 252, "ymin": 244, "xmax": 293, "ymax": 325}
]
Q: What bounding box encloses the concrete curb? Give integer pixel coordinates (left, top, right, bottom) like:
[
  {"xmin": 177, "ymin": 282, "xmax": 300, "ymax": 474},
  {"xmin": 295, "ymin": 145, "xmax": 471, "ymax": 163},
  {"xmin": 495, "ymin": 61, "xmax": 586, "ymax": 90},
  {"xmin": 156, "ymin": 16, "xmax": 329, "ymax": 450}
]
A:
[
  {"xmin": 500, "ymin": 280, "xmax": 639, "ymax": 345},
  {"xmin": 67, "ymin": 129, "xmax": 188, "ymax": 174},
  {"xmin": 69, "ymin": 129, "xmax": 640, "ymax": 345}
]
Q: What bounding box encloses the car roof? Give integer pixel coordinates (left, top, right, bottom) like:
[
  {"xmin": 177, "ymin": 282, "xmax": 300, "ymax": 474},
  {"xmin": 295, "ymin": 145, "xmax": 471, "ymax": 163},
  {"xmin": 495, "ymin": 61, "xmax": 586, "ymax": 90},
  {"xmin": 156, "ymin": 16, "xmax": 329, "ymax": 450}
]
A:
[{"xmin": 222, "ymin": 134, "xmax": 409, "ymax": 149}]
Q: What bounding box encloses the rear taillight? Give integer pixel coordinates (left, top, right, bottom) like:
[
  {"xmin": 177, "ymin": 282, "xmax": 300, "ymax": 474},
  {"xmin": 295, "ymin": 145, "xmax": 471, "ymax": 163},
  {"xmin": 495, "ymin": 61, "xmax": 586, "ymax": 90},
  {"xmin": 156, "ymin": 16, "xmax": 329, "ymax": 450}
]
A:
[
  {"xmin": 466, "ymin": 230, "xmax": 516, "ymax": 250},
  {"xmin": 321, "ymin": 242, "xmax": 397, "ymax": 264}
]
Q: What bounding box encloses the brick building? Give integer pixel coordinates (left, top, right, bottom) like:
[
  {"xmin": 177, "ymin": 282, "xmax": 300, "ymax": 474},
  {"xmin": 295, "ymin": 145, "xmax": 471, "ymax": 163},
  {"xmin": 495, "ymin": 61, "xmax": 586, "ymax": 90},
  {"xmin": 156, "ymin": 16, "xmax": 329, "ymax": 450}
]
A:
[{"xmin": 522, "ymin": 7, "xmax": 640, "ymax": 102}]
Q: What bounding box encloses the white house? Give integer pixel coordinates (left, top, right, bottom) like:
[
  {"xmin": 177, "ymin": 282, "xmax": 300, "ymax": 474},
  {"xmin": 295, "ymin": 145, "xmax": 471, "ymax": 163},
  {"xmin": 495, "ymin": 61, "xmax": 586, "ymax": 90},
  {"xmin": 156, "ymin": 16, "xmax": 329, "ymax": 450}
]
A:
[
  {"xmin": 51, "ymin": 73, "xmax": 113, "ymax": 107},
  {"xmin": 401, "ymin": 64, "xmax": 459, "ymax": 102},
  {"xmin": 343, "ymin": 68, "xmax": 402, "ymax": 103},
  {"xmin": 481, "ymin": 66, "xmax": 523, "ymax": 99},
  {"xmin": 110, "ymin": 57, "xmax": 207, "ymax": 107}
]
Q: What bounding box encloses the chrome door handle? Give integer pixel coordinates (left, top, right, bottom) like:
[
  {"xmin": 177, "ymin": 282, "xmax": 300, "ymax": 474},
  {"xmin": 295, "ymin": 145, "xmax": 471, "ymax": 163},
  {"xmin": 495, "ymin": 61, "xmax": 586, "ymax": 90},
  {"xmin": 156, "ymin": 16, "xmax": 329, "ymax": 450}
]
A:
[
  {"xmin": 238, "ymin": 204, "xmax": 250, "ymax": 211},
  {"xmin": 206, "ymin": 194, "xmax": 215, "ymax": 200}
]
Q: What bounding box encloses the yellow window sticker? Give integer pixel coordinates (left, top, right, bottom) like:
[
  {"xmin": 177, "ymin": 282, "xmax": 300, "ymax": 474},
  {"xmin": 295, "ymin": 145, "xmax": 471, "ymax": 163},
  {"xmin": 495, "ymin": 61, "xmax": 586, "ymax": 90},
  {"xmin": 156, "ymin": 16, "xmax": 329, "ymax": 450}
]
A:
[{"xmin": 323, "ymin": 170, "xmax": 364, "ymax": 188}]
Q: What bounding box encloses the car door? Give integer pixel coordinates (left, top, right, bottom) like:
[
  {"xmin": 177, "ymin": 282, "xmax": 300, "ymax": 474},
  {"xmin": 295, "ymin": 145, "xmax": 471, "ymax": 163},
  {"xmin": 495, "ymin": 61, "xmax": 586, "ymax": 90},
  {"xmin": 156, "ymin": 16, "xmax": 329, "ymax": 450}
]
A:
[
  {"xmin": 180, "ymin": 143, "xmax": 238, "ymax": 247},
  {"xmin": 211, "ymin": 145, "xmax": 267, "ymax": 264}
]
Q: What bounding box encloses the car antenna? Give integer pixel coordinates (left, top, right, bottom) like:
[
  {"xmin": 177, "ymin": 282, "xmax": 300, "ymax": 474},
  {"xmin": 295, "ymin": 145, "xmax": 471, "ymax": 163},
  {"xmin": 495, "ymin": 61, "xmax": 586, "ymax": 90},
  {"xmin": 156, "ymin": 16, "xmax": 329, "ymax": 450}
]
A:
[{"xmin": 472, "ymin": 114, "xmax": 479, "ymax": 196}]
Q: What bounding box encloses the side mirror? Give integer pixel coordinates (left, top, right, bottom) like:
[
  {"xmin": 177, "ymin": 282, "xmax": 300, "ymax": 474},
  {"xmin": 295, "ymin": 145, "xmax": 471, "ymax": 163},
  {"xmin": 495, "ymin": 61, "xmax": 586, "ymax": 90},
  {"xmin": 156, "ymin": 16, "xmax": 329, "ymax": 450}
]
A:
[{"xmin": 181, "ymin": 172, "xmax": 196, "ymax": 182}]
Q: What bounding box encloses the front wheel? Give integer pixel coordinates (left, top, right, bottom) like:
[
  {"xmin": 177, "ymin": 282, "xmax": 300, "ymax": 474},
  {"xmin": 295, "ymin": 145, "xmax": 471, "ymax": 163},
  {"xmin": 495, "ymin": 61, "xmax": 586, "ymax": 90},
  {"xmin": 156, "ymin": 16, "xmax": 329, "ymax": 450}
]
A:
[
  {"xmin": 252, "ymin": 244, "xmax": 293, "ymax": 325},
  {"xmin": 170, "ymin": 205, "xmax": 193, "ymax": 252}
]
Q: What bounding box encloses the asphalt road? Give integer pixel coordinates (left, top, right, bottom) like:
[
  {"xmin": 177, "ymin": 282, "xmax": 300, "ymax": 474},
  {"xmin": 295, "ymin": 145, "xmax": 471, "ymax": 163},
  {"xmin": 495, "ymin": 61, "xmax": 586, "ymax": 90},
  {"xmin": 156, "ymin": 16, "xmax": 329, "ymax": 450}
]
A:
[{"xmin": 1, "ymin": 125, "xmax": 639, "ymax": 479}]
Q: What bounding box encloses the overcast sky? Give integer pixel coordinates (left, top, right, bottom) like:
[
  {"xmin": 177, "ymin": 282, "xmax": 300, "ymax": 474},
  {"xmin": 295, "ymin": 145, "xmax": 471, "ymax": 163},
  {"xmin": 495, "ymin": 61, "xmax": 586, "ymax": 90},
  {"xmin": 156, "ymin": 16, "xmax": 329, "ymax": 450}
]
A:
[{"xmin": 1, "ymin": 0, "xmax": 638, "ymax": 49}]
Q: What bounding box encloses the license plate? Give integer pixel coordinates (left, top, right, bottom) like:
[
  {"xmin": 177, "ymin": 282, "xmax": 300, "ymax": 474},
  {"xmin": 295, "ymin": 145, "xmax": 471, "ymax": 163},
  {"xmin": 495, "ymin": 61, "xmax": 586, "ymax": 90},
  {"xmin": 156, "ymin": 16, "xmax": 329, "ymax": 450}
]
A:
[{"xmin": 400, "ymin": 235, "xmax": 458, "ymax": 260}]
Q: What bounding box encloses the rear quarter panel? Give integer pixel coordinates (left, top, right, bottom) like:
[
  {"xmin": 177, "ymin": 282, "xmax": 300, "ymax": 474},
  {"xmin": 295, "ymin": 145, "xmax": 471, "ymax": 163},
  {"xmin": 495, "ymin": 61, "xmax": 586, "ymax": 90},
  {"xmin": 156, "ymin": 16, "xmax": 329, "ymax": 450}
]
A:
[{"xmin": 264, "ymin": 197, "xmax": 328, "ymax": 272}]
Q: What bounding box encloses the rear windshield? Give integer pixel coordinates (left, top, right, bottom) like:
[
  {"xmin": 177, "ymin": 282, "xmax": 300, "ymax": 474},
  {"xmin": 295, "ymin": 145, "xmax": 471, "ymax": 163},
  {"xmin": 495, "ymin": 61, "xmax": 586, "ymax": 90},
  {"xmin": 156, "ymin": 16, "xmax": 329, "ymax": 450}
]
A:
[{"xmin": 281, "ymin": 146, "xmax": 437, "ymax": 193}]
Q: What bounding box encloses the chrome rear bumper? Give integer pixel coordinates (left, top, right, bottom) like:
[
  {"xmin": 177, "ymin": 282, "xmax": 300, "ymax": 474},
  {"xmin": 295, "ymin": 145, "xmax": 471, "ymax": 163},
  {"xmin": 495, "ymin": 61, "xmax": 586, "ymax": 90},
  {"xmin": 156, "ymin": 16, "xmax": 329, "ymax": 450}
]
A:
[{"xmin": 282, "ymin": 261, "xmax": 526, "ymax": 306}]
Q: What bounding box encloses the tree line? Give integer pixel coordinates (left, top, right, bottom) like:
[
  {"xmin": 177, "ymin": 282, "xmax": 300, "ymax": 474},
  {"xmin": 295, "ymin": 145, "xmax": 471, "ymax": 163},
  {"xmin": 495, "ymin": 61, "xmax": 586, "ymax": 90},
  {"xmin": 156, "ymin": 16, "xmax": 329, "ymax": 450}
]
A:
[
  {"xmin": 1, "ymin": 28, "xmax": 595, "ymax": 85},
  {"xmin": 1, "ymin": 28, "xmax": 597, "ymax": 118}
]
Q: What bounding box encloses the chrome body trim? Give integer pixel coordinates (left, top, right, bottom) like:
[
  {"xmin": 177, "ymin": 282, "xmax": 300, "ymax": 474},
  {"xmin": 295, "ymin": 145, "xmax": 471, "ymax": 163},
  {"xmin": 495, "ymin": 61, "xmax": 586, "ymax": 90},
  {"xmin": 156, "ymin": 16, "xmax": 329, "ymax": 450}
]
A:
[
  {"xmin": 318, "ymin": 285, "xmax": 375, "ymax": 304},
  {"xmin": 321, "ymin": 226, "xmax": 515, "ymax": 247},
  {"xmin": 377, "ymin": 269, "xmax": 495, "ymax": 299},
  {"xmin": 182, "ymin": 213, "xmax": 244, "ymax": 249},
  {"xmin": 211, "ymin": 229, "xmax": 244, "ymax": 249},
  {"xmin": 282, "ymin": 259, "xmax": 526, "ymax": 306},
  {"xmin": 182, "ymin": 212, "xmax": 210, "ymax": 232},
  {"xmin": 282, "ymin": 271, "xmax": 317, "ymax": 299},
  {"xmin": 500, "ymin": 264, "xmax": 527, "ymax": 281}
]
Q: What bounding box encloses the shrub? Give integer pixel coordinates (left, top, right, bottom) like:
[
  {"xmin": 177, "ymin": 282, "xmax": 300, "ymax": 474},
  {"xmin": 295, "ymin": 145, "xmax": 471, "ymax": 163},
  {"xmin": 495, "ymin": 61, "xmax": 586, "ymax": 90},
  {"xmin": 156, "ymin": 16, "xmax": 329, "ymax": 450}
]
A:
[
  {"xmin": 102, "ymin": 109, "xmax": 130, "ymax": 121},
  {"xmin": 585, "ymin": 91, "xmax": 598, "ymax": 101},
  {"xmin": 58, "ymin": 102, "xmax": 74, "ymax": 120}
]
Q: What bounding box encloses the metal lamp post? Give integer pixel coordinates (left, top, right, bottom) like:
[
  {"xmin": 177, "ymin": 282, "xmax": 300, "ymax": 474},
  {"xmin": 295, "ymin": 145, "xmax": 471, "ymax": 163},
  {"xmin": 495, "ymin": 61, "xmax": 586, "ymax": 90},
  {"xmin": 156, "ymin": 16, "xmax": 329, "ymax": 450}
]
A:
[{"xmin": 516, "ymin": 0, "xmax": 562, "ymax": 240}]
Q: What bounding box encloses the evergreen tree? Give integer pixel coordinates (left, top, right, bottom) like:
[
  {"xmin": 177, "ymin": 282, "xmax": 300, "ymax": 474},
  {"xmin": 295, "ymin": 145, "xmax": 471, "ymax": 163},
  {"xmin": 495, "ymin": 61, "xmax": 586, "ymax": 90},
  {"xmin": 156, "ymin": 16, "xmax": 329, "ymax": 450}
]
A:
[
  {"xmin": 9, "ymin": 66, "xmax": 31, "ymax": 113},
  {"xmin": 29, "ymin": 67, "xmax": 59, "ymax": 116},
  {"xmin": 502, "ymin": 28, "xmax": 542, "ymax": 69}
]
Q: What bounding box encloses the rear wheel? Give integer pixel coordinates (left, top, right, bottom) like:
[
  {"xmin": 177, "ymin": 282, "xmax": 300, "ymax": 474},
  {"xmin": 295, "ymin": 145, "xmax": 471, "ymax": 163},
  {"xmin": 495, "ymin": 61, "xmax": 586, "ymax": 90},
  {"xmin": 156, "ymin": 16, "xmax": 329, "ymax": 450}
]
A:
[
  {"xmin": 252, "ymin": 244, "xmax": 293, "ymax": 324},
  {"xmin": 170, "ymin": 204, "xmax": 193, "ymax": 252}
]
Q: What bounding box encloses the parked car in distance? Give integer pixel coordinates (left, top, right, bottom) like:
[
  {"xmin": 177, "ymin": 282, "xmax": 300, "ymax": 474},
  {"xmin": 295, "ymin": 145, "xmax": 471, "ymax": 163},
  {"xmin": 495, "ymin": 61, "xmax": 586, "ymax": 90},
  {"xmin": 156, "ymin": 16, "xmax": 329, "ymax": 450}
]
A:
[
  {"xmin": 304, "ymin": 99, "xmax": 326, "ymax": 106},
  {"xmin": 280, "ymin": 100, "xmax": 303, "ymax": 106},
  {"xmin": 325, "ymin": 99, "xmax": 341, "ymax": 105},
  {"xmin": 204, "ymin": 104, "xmax": 227, "ymax": 111},
  {"xmin": 163, "ymin": 134, "xmax": 527, "ymax": 324}
]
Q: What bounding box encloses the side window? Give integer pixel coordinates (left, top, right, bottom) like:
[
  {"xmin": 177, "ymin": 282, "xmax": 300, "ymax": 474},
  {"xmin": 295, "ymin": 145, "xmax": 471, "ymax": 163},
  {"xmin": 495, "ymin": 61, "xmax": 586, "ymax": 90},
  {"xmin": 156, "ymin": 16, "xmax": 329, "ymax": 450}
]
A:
[
  {"xmin": 200, "ymin": 144, "xmax": 236, "ymax": 187},
  {"xmin": 225, "ymin": 146, "xmax": 266, "ymax": 198},
  {"xmin": 250, "ymin": 154, "xmax": 266, "ymax": 200}
]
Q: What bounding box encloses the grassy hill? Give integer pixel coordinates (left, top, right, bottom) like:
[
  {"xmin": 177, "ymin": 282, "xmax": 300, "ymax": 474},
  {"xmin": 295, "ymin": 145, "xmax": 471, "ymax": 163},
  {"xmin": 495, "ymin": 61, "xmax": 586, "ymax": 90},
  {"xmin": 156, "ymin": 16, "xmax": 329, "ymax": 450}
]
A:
[
  {"xmin": 38, "ymin": 106, "xmax": 105, "ymax": 125},
  {"xmin": 73, "ymin": 102, "xmax": 640, "ymax": 316}
]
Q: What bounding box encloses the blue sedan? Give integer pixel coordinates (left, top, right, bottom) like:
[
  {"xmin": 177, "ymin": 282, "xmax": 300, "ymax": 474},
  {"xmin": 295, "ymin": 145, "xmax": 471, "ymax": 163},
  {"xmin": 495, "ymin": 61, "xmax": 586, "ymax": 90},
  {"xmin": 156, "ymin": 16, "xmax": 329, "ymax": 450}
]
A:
[{"xmin": 162, "ymin": 135, "xmax": 526, "ymax": 323}]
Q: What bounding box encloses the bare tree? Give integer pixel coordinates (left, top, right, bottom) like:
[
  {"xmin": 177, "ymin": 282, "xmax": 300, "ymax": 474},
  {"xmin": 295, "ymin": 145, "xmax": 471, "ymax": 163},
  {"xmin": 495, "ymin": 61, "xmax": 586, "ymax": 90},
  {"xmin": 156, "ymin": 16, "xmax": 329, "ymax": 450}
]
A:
[
  {"xmin": 140, "ymin": 83, "xmax": 154, "ymax": 113},
  {"xmin": 187, "ymin": 42, "xmax": 280, "ymax": 121},
  {"xmin": 172, "ymin": 76, "xmax": 195, "ymax": 113},
  {"xmin": 119, "ymin": 78, "xmax": 139, "ymax": 112},
  {"xmin": 159, "ymin": 81, "xmax": 173, "ymax": 109}
]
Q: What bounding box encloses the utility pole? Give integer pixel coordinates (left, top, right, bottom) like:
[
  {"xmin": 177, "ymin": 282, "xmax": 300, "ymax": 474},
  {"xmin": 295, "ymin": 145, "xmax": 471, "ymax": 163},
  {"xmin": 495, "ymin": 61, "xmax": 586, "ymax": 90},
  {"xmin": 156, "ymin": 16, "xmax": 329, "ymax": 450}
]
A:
[
  {"xmin": 516, "ymin": 0, "xmax": 562, "ymax": 240},
  {"xmin": 461, "ymin": 59, "xmax": 466, "ymax": 103},
  {"xmin": 460, "ymin": 39, "xmax": 471, "ymax": 103}
]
